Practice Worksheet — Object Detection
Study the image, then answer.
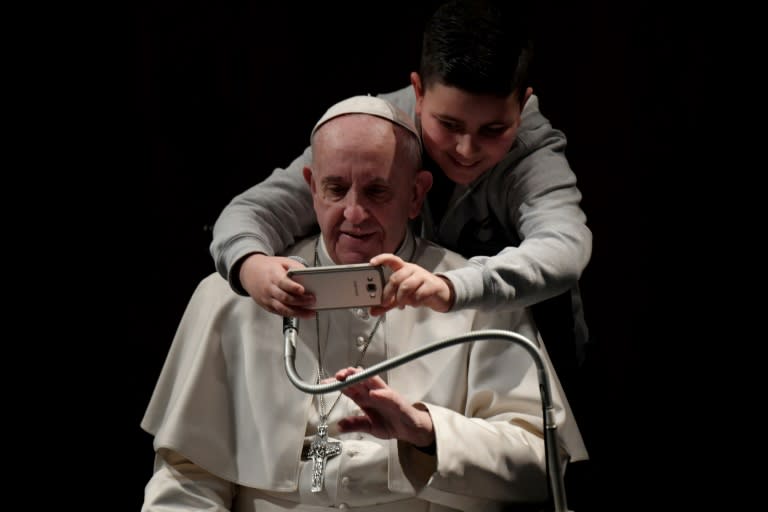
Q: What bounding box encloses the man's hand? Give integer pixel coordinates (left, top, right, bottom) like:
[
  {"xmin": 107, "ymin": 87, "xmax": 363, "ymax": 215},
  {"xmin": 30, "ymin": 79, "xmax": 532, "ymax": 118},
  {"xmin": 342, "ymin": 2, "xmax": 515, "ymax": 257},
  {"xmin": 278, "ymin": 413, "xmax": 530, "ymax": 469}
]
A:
[
  {"xmin": 368, "ymin": 254, "xmax": 455, "ymax": 315},
  {"xmin": 334, "ymin": 367, "xmax": 435, "ymax": 449},
  {"xmin": 239, "ymin": 253, "xmax": 316, "ymax": 318}
]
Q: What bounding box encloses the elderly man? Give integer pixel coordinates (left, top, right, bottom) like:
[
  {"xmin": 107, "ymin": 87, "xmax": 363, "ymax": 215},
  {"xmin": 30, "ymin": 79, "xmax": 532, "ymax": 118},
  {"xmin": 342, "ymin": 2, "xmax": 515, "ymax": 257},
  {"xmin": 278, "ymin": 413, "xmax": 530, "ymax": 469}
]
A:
[{"xmin": 141, "ymin": 96, "xmax": 587, "ymax": 511}]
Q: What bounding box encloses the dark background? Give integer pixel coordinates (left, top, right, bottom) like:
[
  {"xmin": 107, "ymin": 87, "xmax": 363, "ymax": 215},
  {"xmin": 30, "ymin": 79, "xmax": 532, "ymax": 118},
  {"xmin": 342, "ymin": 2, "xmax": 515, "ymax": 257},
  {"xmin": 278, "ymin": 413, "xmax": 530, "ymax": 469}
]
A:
[{"xmin": 95, "ymin": 1, "xmax": 704, "ymax": 510}]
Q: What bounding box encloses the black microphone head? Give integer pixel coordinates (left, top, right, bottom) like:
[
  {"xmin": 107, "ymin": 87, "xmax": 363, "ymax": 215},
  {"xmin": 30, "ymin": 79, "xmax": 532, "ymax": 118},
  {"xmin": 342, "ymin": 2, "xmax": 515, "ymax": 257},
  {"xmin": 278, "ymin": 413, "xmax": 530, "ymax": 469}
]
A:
[{"xmin": 283, "ymin": 315, "xmax": 299, "ymax": 332}]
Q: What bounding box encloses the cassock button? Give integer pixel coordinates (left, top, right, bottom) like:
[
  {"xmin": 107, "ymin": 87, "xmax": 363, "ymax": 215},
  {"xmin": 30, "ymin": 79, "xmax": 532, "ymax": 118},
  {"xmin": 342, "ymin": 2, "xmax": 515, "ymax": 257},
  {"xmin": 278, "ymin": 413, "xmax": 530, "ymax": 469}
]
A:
[
  {"xmin": 341, "ymin": 476, "xmax": 350, "ymax": 487},
  {"xmin": 355, "ymin": 336, "xmax": 366, "ymax": 350},
  {"xmin": 353, "ymin": 307, "xmax": 370, "ymax": 320}
]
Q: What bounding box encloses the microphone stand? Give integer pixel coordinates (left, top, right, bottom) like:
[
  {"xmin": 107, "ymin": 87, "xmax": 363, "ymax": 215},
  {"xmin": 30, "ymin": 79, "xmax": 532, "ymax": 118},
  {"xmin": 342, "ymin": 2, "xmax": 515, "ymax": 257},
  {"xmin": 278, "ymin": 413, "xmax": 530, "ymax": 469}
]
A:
[{"xmin": 283, "ymin": 325, "xmax": 573, "ymax": 512}]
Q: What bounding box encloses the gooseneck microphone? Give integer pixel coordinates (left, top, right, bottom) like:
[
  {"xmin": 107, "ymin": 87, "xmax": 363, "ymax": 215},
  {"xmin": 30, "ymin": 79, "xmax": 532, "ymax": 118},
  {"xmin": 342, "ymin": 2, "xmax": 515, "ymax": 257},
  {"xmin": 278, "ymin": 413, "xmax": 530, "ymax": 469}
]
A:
[{"xmin": 283, "ymin": 328, "xmax": 573, "ymax": 512}]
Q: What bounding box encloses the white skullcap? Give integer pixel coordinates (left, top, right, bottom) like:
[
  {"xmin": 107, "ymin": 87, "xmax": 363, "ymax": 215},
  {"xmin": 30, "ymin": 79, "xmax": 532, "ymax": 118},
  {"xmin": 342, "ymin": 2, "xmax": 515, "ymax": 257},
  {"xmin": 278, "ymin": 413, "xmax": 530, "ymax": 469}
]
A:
[{"xmin": 310, "ymin": 95, "xmax": 420, "ymax": 144}]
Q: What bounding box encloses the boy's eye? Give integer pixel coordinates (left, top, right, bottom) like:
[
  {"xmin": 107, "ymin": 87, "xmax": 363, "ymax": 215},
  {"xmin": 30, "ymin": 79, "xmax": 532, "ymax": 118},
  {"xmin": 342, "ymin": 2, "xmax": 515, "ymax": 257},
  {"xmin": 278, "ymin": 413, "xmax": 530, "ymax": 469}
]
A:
[
  {"xmin": 439, "ymin": 119, "xmax": 461, "ymax": 132},
  {"xmin": 480, "ymin": 126, "xmax": 507, "ymax": 137}
]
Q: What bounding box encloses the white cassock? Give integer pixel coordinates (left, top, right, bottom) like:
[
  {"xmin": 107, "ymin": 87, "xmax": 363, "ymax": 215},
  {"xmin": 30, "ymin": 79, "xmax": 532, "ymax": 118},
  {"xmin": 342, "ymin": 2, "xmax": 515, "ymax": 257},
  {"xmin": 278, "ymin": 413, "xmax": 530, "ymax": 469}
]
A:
[{"xmin": 141, "ymin": 231, "xmax": 588, "ymax": 511}]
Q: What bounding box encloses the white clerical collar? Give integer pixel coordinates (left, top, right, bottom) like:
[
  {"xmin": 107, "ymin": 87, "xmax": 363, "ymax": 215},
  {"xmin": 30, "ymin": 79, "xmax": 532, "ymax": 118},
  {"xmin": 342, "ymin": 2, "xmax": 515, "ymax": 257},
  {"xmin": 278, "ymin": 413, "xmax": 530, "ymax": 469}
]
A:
[{"xmin": 315, "ymin": 229, "xmax": 416, "ymax": 267}]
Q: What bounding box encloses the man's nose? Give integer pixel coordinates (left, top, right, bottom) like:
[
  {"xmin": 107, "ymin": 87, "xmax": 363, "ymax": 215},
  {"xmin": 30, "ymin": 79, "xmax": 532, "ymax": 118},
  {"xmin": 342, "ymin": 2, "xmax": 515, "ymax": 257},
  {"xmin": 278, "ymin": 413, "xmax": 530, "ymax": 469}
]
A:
[{"xmin": 343, "ymin": 193, "xmax": 368, "ymax": 224}]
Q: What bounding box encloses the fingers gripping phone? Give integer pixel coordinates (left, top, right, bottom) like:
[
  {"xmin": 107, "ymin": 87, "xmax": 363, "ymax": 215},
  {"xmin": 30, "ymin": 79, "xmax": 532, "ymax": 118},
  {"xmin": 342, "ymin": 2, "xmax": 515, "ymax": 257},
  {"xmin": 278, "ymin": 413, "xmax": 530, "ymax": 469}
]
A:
[{"xmin": 287, "ymin": 264, "xmax": 385, "ymax": 310}]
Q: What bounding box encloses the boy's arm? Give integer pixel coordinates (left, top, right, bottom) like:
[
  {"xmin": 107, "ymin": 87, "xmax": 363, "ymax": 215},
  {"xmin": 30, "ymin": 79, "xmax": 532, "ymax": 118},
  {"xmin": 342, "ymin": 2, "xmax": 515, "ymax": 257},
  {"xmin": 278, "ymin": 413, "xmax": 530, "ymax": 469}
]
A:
[
  {"xmin": 210, "ymin": 146, "xmax": 318, "ymax": 296},
  {"xmin": 446, "ymin": 105, "xmax": 592, "ymax": 312}
]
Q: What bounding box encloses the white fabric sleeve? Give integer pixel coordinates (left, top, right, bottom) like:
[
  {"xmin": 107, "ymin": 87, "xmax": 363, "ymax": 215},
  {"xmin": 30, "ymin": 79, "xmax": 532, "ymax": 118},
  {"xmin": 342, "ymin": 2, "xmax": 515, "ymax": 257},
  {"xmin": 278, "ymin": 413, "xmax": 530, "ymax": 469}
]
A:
[
  {"xmin": 141, "ymin": 449, "xmax": 236, "ymax": 512},
  {"xmin": 395, "ymin": 316, "xmax": 582, "ymax": 507}
]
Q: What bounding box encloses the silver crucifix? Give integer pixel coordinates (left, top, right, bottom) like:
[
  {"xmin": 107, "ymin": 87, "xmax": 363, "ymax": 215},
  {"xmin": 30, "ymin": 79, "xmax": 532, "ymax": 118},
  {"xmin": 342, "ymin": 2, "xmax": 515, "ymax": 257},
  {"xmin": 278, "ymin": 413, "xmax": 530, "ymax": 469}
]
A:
[{"xmin": 304, "ymin": 423, "xmax": 341, "ymax": 493}]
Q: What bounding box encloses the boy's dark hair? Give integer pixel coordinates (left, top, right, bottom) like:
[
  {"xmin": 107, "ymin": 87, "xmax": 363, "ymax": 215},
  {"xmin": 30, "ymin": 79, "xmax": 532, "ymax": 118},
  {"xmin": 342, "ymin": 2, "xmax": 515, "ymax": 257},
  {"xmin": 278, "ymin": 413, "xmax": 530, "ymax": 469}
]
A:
[{"xmin": 420, "ymin": 0, "xmax": 534, "ymax": 103}]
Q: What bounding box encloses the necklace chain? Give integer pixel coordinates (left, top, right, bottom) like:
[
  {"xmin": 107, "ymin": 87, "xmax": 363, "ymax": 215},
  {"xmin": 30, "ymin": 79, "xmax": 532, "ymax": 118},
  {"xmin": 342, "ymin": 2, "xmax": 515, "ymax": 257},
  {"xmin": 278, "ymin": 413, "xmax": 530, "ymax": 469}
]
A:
[
  {"xmin": 313, "ymin": 238, "xmax": 383, "ymax": 422},
  {"xmin": 315, "ymin": 313, "xmax": 382, "ymax": 422}
]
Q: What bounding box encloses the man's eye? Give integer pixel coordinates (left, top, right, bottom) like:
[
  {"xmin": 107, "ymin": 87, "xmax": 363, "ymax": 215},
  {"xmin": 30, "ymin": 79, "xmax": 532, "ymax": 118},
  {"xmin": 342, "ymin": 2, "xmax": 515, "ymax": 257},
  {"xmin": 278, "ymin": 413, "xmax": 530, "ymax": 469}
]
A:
[
  {"xmin": 324, "ymin": 186, "xmax": 347, "ymax": 199},
  {"xmin": 367, "ymin": 188, "xmax": 391, "ymax": 202}
]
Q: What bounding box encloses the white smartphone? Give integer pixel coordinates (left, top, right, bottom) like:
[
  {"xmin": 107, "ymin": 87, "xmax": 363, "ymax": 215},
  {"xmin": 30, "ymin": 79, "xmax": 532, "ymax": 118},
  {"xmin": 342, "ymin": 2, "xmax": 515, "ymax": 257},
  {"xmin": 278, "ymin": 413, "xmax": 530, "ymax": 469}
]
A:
[{"xmin": 287, "ymin": 263, "xmax": 385, "ymax": 310}]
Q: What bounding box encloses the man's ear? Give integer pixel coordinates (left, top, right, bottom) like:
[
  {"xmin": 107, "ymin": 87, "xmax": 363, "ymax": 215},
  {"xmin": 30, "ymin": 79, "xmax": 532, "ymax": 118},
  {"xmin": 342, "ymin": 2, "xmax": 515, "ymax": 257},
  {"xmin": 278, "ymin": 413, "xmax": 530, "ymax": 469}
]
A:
[
  {"xmin": 303, "ymin": 166, "xmax": 314, "ymax": 191},
  {"xmin": 410, "ymin": 72, "xmax": 424, "ymax": 116},
  {"xmin": 409, "ymin": 170, "xmax": 433, "ymax": 219}
]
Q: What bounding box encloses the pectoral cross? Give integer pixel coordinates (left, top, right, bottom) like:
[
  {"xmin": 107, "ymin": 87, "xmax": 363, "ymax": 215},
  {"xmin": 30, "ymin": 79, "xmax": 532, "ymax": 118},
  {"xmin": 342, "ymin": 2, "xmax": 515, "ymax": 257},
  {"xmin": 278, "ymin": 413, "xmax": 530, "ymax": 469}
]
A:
[{"xmin": 304, "ymin": 423, "xmax": 341, "ymax": 493}]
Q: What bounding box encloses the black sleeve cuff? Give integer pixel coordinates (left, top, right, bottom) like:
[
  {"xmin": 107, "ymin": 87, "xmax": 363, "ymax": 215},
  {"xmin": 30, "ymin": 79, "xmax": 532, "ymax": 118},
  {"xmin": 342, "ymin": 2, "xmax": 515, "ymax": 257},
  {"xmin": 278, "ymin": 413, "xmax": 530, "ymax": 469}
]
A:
[{"xmin": 413, "ymin": 440, "xmax": 436, "ymax": 456}]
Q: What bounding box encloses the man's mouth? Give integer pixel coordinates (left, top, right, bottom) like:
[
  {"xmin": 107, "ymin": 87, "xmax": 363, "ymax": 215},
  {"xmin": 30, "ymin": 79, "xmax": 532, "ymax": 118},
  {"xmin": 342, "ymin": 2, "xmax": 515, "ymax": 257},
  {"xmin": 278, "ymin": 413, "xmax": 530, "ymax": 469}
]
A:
[{"xmin": 340, "ymin": 231, "xmax": 374, "ymax": 240}]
